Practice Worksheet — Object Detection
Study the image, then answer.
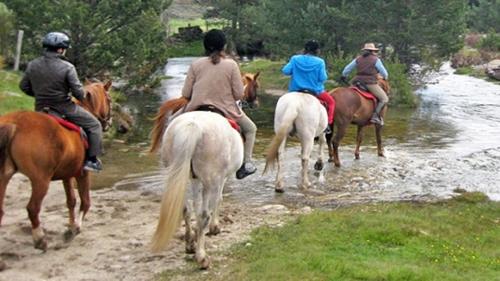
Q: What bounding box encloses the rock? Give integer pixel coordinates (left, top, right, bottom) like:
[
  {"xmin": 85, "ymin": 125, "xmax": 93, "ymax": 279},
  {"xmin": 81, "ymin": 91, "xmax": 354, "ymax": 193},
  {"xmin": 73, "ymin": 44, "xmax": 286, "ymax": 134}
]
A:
[
  {"xmin": 485, "ymin": 59, "xmax": 500, "ymax": 80},
  {"xmin": 0, "ymin": 260, "xmax": 7, "ymax": 271}
]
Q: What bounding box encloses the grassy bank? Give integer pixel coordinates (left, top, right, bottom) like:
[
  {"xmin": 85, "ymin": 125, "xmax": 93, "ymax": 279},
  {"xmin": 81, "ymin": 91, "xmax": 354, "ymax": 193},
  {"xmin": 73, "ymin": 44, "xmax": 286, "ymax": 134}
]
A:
[
  {"xmin": 161, "ymin": 193, "xmax": 499, "ymax": 281},
  {"xmin": 0, "ymin": 70, "xmax": 34, "ymax": 114}
]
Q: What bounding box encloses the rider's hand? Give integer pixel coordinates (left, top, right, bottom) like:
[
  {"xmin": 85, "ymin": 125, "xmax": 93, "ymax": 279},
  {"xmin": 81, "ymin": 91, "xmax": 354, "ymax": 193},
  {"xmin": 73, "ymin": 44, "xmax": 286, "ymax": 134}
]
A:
[{"xmin": 340, "ymin": 76, "xmax": 348, "ymax": 84}]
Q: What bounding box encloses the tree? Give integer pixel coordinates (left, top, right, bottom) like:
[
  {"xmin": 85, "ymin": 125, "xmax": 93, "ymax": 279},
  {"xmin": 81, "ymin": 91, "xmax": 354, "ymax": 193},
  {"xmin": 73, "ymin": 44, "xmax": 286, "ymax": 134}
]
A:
[
  {"xmin": 3, "ymin": 0, "xmax": 172, "ymax": 86},
  {"xmin": 0, "ymin": 2, "xmax": 14, "ymax": 61},
  {"xmin": 467, "ymin": 0, "xmax": 500, "ymax": 33}
]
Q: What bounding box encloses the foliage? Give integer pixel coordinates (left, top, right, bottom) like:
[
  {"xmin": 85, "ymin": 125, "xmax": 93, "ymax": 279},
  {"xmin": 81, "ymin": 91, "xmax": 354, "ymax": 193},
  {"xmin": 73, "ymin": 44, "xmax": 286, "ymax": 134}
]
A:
[
  {"xmin": 3, "ymin": 0, "xmax": 172, "ymax": 87},
  {"xmin": 213, "ymin": 0, "xmax": 467, "ymax": 69},
  {"xmin": 0, "ymin": 2, "xmax": 14, "ymax": 59},
  {"xmin": 479, "ymin": 31, "xmax": 500, "ymax": 52},
  {"xmin": 0, "ymin": 70, "xmax": 33, "ymax": 114},
  {"xmin": 467, "ymin": 0, "xmax": 500, "ymax": 33},
  {"xmin": 177, "ymin": 195, "xmax": 499, "ymax": 281}
]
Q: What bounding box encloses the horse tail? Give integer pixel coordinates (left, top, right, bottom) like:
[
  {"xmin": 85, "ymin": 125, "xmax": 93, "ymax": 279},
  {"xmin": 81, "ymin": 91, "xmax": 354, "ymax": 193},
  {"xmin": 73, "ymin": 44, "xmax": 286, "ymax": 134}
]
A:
[
  {"xmin": 150, "ymin": 97, "xmax": 189, "ymax": 153},
  {"xmin": 264, "ymin": 104, "xmax": 298, "ymax": 173},
  {"xmin": 0, "ymin": 124, "xmax": 16, "ymax": 174},
  {"xmin": 151, "ymin": 121, "xmax": 201, "ymax": 252}
]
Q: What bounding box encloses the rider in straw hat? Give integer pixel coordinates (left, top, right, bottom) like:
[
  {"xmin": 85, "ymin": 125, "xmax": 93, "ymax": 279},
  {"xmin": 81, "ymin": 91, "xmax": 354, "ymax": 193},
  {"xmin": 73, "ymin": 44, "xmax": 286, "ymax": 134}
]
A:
[
  {"xmin": 340, "ymin": 42, "xmax": 389, "ymax": 125},
  {"xmin": 19, "ymin": 32, "xmax": 103, "ymax": 172}
]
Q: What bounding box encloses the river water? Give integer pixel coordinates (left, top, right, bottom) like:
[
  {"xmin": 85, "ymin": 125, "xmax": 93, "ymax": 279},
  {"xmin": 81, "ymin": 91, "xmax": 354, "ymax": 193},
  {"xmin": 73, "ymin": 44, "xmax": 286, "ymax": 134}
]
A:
[{"xmin": 113, "ymin": 59, "xmax": 500, "ymax": 208}]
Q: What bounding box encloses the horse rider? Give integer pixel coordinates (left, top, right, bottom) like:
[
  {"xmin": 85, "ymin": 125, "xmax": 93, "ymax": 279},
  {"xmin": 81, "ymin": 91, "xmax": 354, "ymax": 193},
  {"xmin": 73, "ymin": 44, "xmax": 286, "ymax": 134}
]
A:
[
  {"xmin": 282, "ymin": 40, "xmax": 335, "ymax": 133},
  {"xmin": 180, "ymin": 29, "xmax": 257, "ymax": 179},
  {"xmin": 340, "ymin": 42, "xmax": 389, "ymax": 125},
  {"xmin": 19, "ymin": 32, "xmax": 103, "ymax": 172}
]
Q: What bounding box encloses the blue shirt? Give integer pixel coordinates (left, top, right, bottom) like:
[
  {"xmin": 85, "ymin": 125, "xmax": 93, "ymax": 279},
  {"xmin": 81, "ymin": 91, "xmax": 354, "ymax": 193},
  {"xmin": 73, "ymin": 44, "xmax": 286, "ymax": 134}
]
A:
[
  {"xmin": 342, "ymin": 58, "xmax": 389, "ymax": 79},
  {"xmin": 282, "ymin": 54, "xmax": 327, "ymax": 94}
]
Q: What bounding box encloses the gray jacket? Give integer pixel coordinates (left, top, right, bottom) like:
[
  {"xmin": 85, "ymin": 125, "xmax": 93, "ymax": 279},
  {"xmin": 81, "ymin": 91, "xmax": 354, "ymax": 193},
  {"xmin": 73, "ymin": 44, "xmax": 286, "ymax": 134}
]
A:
[{"xmin": 20, "ymin": 51, "xmax": 85, "ymax": 112}]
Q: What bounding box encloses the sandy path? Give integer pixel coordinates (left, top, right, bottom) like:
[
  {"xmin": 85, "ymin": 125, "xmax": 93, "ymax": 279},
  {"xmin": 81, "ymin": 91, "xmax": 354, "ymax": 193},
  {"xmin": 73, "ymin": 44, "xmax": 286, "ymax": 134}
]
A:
[{"xmin": 0, "ymin": 174, "xmax": 298, "ymax": 281}]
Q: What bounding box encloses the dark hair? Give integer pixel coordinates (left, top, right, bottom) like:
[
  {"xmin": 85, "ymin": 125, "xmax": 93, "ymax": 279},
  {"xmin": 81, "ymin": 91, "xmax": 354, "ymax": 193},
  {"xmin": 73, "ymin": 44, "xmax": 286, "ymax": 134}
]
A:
[
  {"xmin": 304, "ymin": 40, "xmax": 320, "ymax": 54},
  {"xmin": 204, "ymin": 29, "xmax": 226, "ymax": 64}
]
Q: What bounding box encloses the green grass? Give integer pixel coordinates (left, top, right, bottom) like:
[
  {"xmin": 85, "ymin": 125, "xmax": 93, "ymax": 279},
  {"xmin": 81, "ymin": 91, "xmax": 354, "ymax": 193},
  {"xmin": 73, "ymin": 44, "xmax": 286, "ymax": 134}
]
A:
[
  {"xmin": 162, "ymin": 193, "xmax": 500, "ymax": 281},
  {"xmin": 0, "ymin": 70, "xmax": 34, "ymax": 114},
  {"xmin": 240, "ymin": 59, "xmax": 289, "ymax": 91}
]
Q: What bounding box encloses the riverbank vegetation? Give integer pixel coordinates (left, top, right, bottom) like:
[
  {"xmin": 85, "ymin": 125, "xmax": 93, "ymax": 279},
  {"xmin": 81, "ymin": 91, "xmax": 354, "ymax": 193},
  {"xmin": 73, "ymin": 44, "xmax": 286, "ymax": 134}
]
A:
[
  {"xmin": 161, "ymin": 192, "xmax": 499, "ymax": 281},
  {"xmin": 0, "ymin": 70, "xmax": 32, "ymax": 114}
]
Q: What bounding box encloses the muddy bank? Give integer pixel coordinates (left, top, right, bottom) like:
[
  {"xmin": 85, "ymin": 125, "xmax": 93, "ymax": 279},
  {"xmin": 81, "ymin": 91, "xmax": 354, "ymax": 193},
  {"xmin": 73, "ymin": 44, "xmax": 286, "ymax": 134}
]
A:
[{"xmin": 0, "ymin": 174, "xmax": 309, "ymax": 281}]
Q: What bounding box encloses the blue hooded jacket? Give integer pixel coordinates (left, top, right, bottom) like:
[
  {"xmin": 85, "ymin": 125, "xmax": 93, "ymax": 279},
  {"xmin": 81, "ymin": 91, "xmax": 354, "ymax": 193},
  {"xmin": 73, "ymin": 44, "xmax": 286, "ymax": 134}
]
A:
[{"xmin": 282, "ymin": 54, "xmax": 327, "ymax": 94}]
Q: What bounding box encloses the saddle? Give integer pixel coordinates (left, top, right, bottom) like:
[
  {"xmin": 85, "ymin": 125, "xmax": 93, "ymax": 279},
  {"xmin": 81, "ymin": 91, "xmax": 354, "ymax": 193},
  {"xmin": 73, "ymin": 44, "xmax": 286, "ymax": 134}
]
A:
[
  {"xmin": 45, "ymin": 113, "xmax": 89, "ymax": 149},
  {"xmin": 195, "ymin": 105, "xmax": 241, "ymax": 133},
  {"xmin": 349, "ymin": 83, "xmax": 377, "ymax": 109},
  {"xmin": 297, "ymin": 89, "xmax": 331, "ymax": 112}
]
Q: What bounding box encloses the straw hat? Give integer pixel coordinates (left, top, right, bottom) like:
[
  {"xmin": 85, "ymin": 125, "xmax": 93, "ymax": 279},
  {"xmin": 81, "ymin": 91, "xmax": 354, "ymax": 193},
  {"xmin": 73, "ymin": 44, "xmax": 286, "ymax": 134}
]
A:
[{"xmin": 362, "ymin": 43, "xmax": 379, "ymax": 51}]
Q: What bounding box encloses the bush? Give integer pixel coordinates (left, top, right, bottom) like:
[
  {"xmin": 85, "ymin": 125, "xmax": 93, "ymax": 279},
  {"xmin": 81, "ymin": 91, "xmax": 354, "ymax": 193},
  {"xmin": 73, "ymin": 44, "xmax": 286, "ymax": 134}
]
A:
[
  {"xmin": 451, "ymin": 48, "xmax": 483, "ymax": 68},
  {"xmin": 479, "ymin": 32, "xmax": 500, "ymax": 52},
  {"xmin": 0, "ymin": 55, "xmax": 4, "ymax": 69}
]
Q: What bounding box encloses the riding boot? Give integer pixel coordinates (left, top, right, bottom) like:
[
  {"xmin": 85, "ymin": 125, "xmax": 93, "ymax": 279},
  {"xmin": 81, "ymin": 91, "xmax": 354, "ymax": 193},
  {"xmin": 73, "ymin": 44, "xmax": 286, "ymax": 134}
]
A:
[{"xmin": 370, "ymin": 101, "xmax": 386, "ymax": 125}]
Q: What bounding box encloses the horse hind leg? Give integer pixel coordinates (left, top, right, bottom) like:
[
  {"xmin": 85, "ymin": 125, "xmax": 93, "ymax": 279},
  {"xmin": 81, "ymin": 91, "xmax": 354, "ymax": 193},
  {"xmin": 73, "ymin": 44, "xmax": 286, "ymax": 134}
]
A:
[
  {"xmin": 0, "ymin": 167, "xmax": 15, "ymax": 226},
  {"xmin": 207, "ymin": 179, "xmax": 226, "ymax": 236},
  {"xmin": 332, "ymin": 125, "xmax": 347, "ymax": 167},
  {"xmin": 314, "ymin": 133, "xmax": 327, "ymax": 184},
  {"xmin": 375, "ymin": 124, "xmax": 385, "ymax": 157},
  {"xmin": 355, "ymin": 125, "xmax": 365, "ymax": 160},
  {"xmin": 63, "ymin": 178, "xmax": 79, "ymax": 242},
  {"xmin": 26, "ymin": 177, "xmax": 51, "ymax": 251},
  {"xmin": 300, "ymin": 137, "xmax": 314, "ymax": 189},
  {"xmin": 275, "ymin": 138, "xmax": 286, "ymax": 193},
  {"xmin": 72, "ymin": 173, "xmax": 91, "ymax": 234}
]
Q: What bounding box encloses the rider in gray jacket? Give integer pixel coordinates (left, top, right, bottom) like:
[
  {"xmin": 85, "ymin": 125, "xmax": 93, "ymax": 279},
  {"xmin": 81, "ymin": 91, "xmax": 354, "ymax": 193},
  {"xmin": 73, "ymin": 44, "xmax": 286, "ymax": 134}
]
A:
[{"xmin": 19, "ymin": 32, "xmax": 103, "ymax": 172}]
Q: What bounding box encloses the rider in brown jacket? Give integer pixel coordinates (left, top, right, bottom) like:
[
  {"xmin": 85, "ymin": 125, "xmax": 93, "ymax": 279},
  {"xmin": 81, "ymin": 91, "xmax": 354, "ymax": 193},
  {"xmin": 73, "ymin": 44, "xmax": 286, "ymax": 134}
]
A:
[{"xmin": 19, "ymin": 32, "xmax": 103, "ymax": 172}]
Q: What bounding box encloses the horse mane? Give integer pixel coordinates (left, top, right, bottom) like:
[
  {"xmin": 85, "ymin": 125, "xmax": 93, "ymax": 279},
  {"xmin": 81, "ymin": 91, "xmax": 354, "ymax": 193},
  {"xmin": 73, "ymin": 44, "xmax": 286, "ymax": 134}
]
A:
[{"xmin": 150, "ymin": 97, "xmax": 189, "ymax": 153}]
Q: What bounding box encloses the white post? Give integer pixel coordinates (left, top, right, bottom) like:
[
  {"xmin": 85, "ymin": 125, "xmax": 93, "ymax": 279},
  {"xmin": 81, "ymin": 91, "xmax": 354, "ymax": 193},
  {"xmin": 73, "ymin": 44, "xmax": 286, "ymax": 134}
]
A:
[{"xmin": 14, "ymin": 30, "xmax": 24, "ymax": 71}]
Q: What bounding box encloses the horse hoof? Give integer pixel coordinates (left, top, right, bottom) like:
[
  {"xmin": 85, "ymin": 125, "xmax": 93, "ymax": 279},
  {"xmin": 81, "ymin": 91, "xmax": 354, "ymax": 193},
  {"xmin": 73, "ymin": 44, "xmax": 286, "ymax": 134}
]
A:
[
  {"xmin": 63, "ymin": 227, "xmax": 80, "ymax": 242},
  {"xmin": 198, "ymin": 256, "xmax": 211, "ymax": 270},
  {"xmin": 34, "ymin": 239, "xmax": 48, "ymax": 252},
  {"xmin": 314, "ymin": 161, "xmax": 324, "ymax": 171},
  {"xmin": 328, "ymin": 158, "xmax": 333, "ymax": 163},
  {"xmin": 185, "ymin": 243, "xmax": 196, "ymax": 254},
  {"xmin": 275, "ymin": 187, "xmax": 285, "ymax": 193},
  {"xmin": 355, "ymin": 154, "xmax": 360, "ymax": 160},
  {"xmin": 208, "ymin": 225, "xmax": 221, "ymax": 236},
  {"xmin": 334, "ymin": 162, "xmax": 341, "ymax": 167},
  {"xmin": 378, "ymin": 153, "xmax": 385, "ymax": 157}
]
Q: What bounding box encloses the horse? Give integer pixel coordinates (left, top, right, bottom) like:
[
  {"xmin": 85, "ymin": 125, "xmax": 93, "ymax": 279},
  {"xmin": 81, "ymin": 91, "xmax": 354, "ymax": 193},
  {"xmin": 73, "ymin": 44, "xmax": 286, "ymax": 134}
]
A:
[
  {"xmin": 150, "ymin": 111, "xmax": 244, "ymax": 269},
  {"xmin": 326, "ymin": 77, "xmax": 390, "ymax": 167},
  {"xmin": 264, "ymin": 92, "xmax": 328, "ymax": 192},
  {"xmin": 150, "ymin": 71, "xmax": 260, "ymax": 152},
  {"xmin": 0, "ymin": 80, "xmax": 112, "ymax": 251}
]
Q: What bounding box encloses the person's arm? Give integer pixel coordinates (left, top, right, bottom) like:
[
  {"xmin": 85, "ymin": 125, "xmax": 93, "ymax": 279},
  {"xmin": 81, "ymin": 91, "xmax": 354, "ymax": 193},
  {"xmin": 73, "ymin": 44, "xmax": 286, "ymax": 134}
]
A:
[
  {"xmin": 282, "ymin": 56, "xmax": 294, "ymax": 75},
  {"xmin": 375, "ymin": 58, "xmax": 389, "ymax": 80},
  {"xmin": 341, "ymin": 59, "xmax": 357, "ymax": 77},
  {"xmin": 181, "ymin": 65, "xmax": 195, "ymax": 99},
  {"xmin": 19, "ymin": 63, "xmax": 34, "ymax": 97},
  {"xmin": 231, "ymin": 64, "xmax": 244, "ymax": 101},
  {"xmin": 319, "ymin": 60, "xmax": 328, "ymax": 84},
  {"xmin": 67, "ymin": 66, "xmax": 85, "ymax": 101}
]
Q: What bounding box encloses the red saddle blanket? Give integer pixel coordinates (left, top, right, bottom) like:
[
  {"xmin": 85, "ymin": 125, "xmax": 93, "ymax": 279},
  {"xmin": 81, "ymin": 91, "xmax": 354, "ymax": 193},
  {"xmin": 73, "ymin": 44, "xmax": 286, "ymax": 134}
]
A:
[
  {"xmin": 350, "ymin": 87, "xmax": 377, "ymax": 108},
  {"xmin": 48, "ymin": 115, "xmax": 89, "ymax": 149},
  {"xmin": 228, "ymin": 119, "xmax": 241, "ymax": 133}
]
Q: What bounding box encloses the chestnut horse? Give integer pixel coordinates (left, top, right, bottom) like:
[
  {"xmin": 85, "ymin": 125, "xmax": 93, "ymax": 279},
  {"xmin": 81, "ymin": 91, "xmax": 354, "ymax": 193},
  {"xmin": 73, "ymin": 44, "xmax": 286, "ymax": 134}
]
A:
[
  {"xmin": 326, "ymin": 78, "xmax": 390, "ymax": 167},
  {"xmin": 150, "ymin": 111, "xmax": 244, "ymax": 269},
  {"xmin": 0, "ymin": 80, "xmax": 112, "ymax": 251},
  {"xmin": 150, "ymin": 71, "xmax": 260, "ymax": 152}
]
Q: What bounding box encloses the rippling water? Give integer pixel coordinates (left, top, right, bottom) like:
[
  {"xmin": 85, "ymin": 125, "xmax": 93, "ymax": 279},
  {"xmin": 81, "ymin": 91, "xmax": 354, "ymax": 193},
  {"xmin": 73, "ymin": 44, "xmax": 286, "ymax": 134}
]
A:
[{"xmin": 113, "ymin": 60, "xmax": 500, "ymax": 206}]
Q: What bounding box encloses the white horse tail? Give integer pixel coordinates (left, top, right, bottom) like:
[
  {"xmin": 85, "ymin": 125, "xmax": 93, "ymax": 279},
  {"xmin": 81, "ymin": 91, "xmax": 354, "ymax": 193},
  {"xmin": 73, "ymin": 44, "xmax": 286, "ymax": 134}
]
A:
[
  {"xmin": 264, "ymin": 103, "xmax": 298, "ymax": 173},
  {"xmin": 151, "ymin": 122, "xmax": 201, "ymax": 252}
]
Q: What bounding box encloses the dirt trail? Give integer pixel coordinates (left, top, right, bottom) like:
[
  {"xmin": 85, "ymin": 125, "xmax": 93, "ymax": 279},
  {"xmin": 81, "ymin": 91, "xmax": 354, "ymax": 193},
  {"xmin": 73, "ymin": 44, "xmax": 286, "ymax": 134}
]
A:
[{"xmin": 0, "ymin": 174, "xmax": 301, "ymax": 281}]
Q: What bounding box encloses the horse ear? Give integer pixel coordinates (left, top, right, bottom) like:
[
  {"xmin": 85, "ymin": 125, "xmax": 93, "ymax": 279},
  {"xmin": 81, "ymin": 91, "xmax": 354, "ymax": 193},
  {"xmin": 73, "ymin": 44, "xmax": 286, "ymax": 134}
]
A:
[
  {"xmin": 104, "ymin": 80, "xmax": 112, "ymax": 91},
  {"xmin": 254, "ymin": 71, "xmax": 260, "ymax": 80},
  {"xmin": 84, "ymin": 78, "xmax": 91, "ymax": 86}
]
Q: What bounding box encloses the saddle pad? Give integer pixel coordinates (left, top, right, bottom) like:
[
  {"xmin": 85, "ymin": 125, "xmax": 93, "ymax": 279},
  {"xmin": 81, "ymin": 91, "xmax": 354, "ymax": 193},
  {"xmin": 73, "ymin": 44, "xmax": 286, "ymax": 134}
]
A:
[
  {"xmin": 228, "ymin": 119, "xmax": 241, "ymax": 133},
  {"xmin": 48, "ymin": 115, "xmax": 89, "ymax": 149},
  {"xmin": 350, "ymin": 87, "xmax": 377, "ymax": 109}
]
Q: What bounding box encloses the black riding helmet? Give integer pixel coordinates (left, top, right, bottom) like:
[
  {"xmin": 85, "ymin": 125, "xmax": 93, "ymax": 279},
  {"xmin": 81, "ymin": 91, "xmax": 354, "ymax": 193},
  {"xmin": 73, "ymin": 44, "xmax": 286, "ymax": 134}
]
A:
[
  {"xmin": 203, "ymin": 29, "xmax": 226, "ymax": 53},
  {"xmin": 304, "ymin": 40, "xmax": 320, "ymax": 54},
  {"xmin": 42, "ymin": 32, "xmax": 71, "ymax": 49}
]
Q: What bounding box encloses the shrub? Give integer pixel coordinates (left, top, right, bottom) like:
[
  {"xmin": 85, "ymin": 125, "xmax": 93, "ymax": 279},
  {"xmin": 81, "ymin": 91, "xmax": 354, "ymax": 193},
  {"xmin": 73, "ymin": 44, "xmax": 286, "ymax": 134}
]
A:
[
  {"xmin": 0, "ymin": 55, "xmax": 4, "ymax": 69},
  {"xmin": 479, "ymin": 32, "xmax": 500, "ymax": 52}
]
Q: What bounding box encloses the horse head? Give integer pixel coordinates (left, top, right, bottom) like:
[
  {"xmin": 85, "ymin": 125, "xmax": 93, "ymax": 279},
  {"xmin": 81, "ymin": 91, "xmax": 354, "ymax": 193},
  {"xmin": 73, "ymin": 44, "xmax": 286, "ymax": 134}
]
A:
[
  {"xmin": 241, "ymin": 71, "xmax": 260, "ymax": 108},
  {"xmin": 81, "ymin": 79, "xmax": 113, "ymax": 131},
  {"xmin": 377, "ymin": 75, "xmax": 391, "ymax": 95}
]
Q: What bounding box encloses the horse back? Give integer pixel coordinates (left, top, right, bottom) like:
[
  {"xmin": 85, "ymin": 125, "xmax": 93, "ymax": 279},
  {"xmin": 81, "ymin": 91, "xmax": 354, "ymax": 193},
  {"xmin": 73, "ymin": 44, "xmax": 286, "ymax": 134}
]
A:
[{"xmin": 0, "ymin": 111, "xmax": 85, "ymax": 179}]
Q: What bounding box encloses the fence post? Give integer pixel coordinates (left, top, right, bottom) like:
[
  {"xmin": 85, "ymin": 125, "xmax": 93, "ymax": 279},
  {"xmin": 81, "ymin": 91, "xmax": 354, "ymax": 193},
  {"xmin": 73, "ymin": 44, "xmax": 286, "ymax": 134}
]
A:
[{"xmin": 14, "ymin": 29, "xmax": 24, "ymax": 71}]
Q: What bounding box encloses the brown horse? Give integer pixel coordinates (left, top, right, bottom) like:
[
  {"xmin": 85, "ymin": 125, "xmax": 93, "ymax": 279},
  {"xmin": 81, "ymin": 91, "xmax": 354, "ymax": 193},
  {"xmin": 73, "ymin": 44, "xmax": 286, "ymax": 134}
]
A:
[
  {"xmin": 0, "ymin": 80, "xmax": 112, "ymax": 251},
  {"xmin": 326, "ymin": 77, "xmax": 390, "ymax": 167},
  {"xmin": 150, "ymin": 71, "xmax": 260, "ymax": 152}
]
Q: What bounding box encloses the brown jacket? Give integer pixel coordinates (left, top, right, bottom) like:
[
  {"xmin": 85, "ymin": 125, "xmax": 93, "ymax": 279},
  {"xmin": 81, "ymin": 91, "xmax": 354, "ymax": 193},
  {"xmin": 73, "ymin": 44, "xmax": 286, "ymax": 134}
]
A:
[{"xmin": 181, "ymin": 57, "xmax": 244, "ymax": 120}]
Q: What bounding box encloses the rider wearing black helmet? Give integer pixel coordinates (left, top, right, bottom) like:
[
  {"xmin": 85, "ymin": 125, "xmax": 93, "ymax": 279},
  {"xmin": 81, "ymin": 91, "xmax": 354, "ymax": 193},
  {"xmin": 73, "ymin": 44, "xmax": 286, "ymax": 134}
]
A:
[{"xmin": 19, "ymin": 32, "xmax": 104, "ymax": 172}]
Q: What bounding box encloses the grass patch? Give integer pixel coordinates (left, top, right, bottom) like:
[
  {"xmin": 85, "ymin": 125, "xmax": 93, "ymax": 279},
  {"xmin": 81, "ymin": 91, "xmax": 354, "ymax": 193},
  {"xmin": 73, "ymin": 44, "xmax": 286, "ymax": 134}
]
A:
[
  {"xmin": 173, "ymin": 194, "xmax": 499, "ymax": 281},
  {"xmin": 0, "ymin": 70, "xmax": 34, "ymax": 114},
  {"xmin": 240, "ymin": 59, "xmax": 289, "ymax": 91},
  {"xmin": 166, "ymin": 40, "xmax": 204, "ymax": 58}
]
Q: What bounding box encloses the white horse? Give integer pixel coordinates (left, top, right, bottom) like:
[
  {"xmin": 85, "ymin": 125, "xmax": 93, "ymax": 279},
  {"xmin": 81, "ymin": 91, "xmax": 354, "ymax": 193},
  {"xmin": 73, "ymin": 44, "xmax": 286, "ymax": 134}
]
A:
[
  {"xmin": 264, "ymin": 92, "xmax": 328, "ymax": 192},
  {"xmin": 150, "ymin": 111, "xmax": 243, "ymax": 269}
]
